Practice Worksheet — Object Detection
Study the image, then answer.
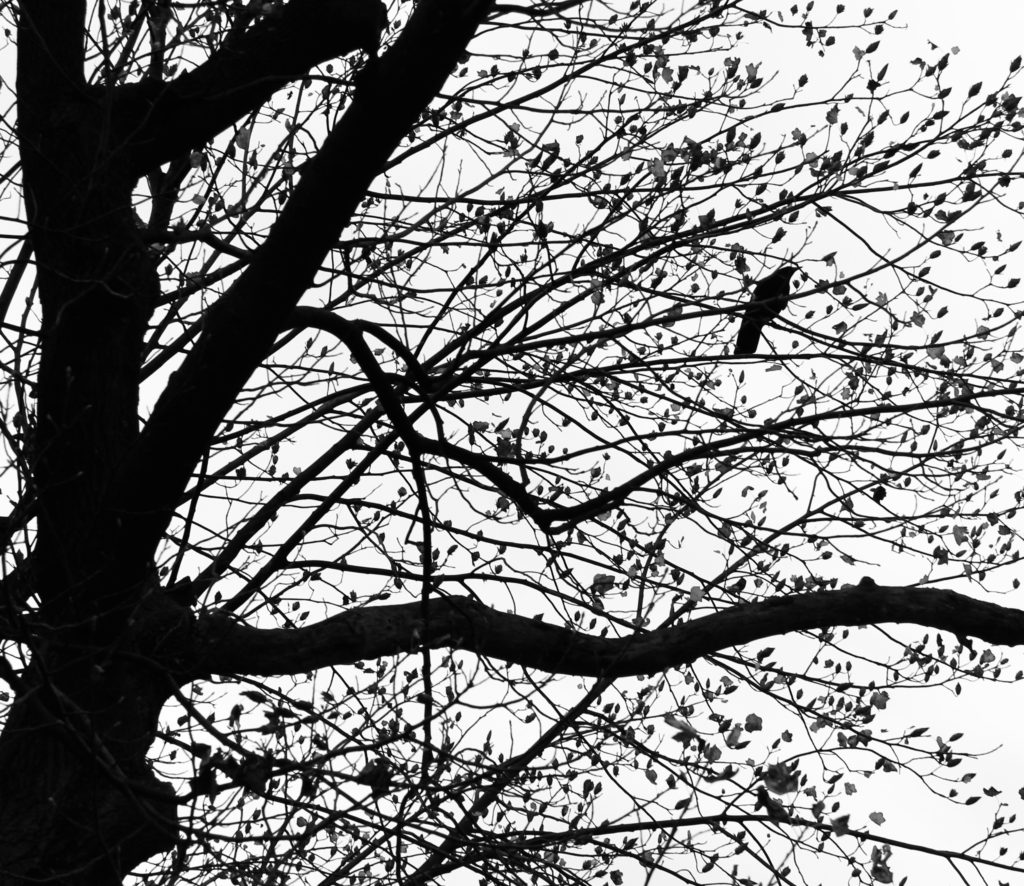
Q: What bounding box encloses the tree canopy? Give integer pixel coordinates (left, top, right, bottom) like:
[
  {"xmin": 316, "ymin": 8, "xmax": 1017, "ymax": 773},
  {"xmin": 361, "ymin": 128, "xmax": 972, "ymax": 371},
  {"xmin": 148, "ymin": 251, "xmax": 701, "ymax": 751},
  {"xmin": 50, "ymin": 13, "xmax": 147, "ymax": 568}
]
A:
[{"xmin": 2, "ymin": 0, "xmax": 1024, "ymax": 884}]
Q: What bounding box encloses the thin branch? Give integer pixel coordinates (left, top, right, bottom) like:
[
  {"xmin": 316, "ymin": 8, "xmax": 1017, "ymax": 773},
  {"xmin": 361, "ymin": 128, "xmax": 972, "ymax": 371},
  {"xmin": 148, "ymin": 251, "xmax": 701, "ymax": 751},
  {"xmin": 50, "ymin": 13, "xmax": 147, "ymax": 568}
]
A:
[
  {"xmin": 120, "ymin": 0, "xmax": 388, "ymax": 174},
  {"xmin": 111, "ymin": 0, "xmax": 497, "ymax": 572}
]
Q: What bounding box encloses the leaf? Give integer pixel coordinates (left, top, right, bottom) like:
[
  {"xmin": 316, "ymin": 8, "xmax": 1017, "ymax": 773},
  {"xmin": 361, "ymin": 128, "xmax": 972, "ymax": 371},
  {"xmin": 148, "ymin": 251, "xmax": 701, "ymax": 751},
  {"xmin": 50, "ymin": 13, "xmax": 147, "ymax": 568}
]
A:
[
  {"xmin": 725, "ymin": 724, "xmax": 745, "ymax": 748},
  {"xmin": 648, "ymin": 157, "xmax": 667, "ymax": 184},
  {"xmin": 869, "ymin": 811, "xmax": 886, "ymax": 825},
  {"xmin": 831, "ymin": 814, "xmax": 850, "ymax": 835},
  {"xmin": 665, "ymin": 713, "xmax": 700, "ymax": 744},
  {"xmin": 870, "ymin": 845, "xmax": 894, "ymax": 883},
  {"xmin": 763, "ymin": 762, "xmax": 799, "ymax": 794}
]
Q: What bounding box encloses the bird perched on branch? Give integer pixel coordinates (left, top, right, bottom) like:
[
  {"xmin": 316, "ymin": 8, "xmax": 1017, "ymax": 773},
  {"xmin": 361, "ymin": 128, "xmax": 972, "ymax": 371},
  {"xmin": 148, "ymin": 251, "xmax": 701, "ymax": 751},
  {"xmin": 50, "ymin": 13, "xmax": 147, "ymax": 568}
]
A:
[{"xmin": 734, "ymin": 266, "xmax": 800, "ymax": 355}]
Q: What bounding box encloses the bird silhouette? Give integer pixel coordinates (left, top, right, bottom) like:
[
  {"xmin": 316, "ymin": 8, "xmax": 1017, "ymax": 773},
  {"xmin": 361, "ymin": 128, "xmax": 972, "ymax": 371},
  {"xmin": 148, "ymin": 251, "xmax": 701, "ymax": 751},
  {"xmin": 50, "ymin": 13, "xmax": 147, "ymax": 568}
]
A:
[{"xmin": 734, "ymin": 266, "xmax": 800, "ymax": 355}]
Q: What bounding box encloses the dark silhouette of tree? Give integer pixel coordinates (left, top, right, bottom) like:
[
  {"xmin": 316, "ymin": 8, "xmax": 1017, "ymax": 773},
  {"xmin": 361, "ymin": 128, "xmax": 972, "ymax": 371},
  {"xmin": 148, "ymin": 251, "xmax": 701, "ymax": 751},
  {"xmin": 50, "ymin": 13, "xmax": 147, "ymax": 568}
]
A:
[
  {"xmin": 1, "ymin": 1, "xmax": 1023, "ymax": 884},
  {"xmin": 733, "ymin": 266, "xmax": 800, "ymax": 355}
]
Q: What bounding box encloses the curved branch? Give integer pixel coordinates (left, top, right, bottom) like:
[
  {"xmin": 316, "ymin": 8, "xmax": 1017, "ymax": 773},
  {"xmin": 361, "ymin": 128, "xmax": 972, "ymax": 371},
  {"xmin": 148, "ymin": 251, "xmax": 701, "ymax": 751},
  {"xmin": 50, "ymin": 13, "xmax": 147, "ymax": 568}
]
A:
[
  {"xmin": 111, "ymin": 0, "xmax": 496, "ymax": 573},
  {"xmin": 539, "ymin": 385, "xmax": 1024, "ymax": 532},
  {"xmin": 121, "ymin": 0, "xmax": 388, "ymax": 174},
  {"xmin": 191, "ymin": 583, "xmax": 1024, "ymax": 679}
]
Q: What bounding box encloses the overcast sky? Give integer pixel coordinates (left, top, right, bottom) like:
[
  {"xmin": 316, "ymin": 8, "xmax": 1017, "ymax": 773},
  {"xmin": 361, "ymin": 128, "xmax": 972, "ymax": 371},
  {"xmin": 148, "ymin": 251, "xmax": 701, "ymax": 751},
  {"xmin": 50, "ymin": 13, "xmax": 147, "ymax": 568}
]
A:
[{"xmin": 896, "ymin": 2, "xmax": 1024, "ymax": 77}]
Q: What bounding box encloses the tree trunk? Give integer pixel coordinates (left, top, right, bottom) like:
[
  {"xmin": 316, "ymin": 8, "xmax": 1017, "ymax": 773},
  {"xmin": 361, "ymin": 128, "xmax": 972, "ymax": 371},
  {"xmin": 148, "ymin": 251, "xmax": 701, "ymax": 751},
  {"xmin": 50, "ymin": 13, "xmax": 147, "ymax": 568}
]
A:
[
  {"xmin": 5, "ymin": 12, "xmax": 173, "ymax": 867},
  {"xmin": 0, "ymin": 595, "xmax": 192, "ymax": 882},
  {"xmin": 0, "ymin": 671, "xmax": 176, "ymax": 883}
]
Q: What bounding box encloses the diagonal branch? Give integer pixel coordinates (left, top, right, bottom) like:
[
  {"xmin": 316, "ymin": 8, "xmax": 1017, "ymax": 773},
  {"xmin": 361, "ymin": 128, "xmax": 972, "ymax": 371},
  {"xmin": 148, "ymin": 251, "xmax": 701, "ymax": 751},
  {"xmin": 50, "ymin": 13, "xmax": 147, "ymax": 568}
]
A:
[
  {"xmin": 190, "ymin": 583, "xmax": 1024, "ymax": 680},
  {"xmin": 111, "ymin": 0, "xmax": 496, "ymax": 573},
  {"xmin": 120, "ymin": 0, "xmax": 387, "ymax": 174}
]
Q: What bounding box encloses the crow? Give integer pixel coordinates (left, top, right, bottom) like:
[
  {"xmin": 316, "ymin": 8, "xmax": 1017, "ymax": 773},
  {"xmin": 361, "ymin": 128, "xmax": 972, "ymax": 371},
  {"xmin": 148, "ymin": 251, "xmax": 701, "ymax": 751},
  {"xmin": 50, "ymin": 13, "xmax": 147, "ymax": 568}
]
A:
[{"xmin": 733, "ymin": 266, "xmax": 800, "ymax": 355}]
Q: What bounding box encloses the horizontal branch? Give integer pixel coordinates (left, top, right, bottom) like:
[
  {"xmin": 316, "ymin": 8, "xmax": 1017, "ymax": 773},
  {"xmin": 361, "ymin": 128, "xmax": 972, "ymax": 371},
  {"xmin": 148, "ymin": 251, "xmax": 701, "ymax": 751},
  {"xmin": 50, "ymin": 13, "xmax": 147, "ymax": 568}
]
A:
[{"xmin": 191, "ymin": 583, "xmax": 1024, "ymax": 680}]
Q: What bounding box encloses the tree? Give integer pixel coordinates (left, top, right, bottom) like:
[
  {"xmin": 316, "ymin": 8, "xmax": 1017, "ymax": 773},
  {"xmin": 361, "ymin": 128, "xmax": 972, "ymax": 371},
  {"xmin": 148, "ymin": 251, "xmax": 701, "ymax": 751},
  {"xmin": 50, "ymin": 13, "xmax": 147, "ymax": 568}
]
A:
[{"xmin": 1, "ymin": 0, "xmax": 1024, "ymax": 883}]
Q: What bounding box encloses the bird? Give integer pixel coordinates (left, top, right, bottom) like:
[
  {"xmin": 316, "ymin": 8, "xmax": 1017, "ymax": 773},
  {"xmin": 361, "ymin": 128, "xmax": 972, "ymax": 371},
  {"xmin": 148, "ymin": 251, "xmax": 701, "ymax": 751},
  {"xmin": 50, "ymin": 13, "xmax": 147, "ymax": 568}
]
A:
[{"xmin": 733, "ymin": 266, "xmax": 800, "ymax": 355}]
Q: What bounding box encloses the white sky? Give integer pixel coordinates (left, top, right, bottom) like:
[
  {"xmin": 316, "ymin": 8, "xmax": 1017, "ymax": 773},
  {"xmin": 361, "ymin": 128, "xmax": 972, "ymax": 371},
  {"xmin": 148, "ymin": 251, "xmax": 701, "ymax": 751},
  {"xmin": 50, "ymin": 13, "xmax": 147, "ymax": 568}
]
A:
[
  {"xmin": 765, "ymin": 7, "xmax": 1024, "ymax": 880},
  {"xmin": 1, "ymin": 3, "xmax": 1022, "ymax": 884},
  {"xmin": 898, "ymin": 2, "xmax": 1024, "ymax": 76}
]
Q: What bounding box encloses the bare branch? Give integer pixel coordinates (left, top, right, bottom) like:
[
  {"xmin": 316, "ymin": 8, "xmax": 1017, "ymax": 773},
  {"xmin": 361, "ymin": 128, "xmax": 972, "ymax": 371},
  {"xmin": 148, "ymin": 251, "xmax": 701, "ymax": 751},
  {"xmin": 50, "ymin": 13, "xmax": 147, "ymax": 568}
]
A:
[
  {"xmin": 192, "ymin": 583, "xmax": 1024, "ymax": 679},
  {"xmin": 121, "ymin": 0, "xmax": 388, "ymax": 174},
  {"xmin": 111, "ymin": 0, "xmax": 496, "ymax": 569}
]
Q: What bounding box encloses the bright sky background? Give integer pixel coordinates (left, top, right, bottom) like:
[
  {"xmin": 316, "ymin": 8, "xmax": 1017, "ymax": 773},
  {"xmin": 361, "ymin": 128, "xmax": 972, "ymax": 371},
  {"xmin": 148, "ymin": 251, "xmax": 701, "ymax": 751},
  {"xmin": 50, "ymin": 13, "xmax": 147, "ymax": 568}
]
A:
[
  {"xmin": 1, "ymin": 3, "xmax": 1022, "ymax": 884},
  {"xmin": 898, "ymin": 2, "xmax": 1024, "ymax": 77},
  {"xmin": 774, "ymin": 5, "xmax": 1024, "ymax": 882}
]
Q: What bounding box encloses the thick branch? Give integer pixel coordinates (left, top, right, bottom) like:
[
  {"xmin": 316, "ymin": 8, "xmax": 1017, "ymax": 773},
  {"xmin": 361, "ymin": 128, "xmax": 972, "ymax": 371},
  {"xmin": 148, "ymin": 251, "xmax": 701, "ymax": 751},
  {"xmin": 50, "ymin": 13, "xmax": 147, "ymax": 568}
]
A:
[
  {"xmin": 112, "ymin": 0, "xmax": 495, "ymax": 569},
  {"xmin": 192, "ymin": 584, "xmax": 1024, "ymax": 679},
  {"xmin": 121, "ymin": 0, "xmax": 387, "ymax": 174}
]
